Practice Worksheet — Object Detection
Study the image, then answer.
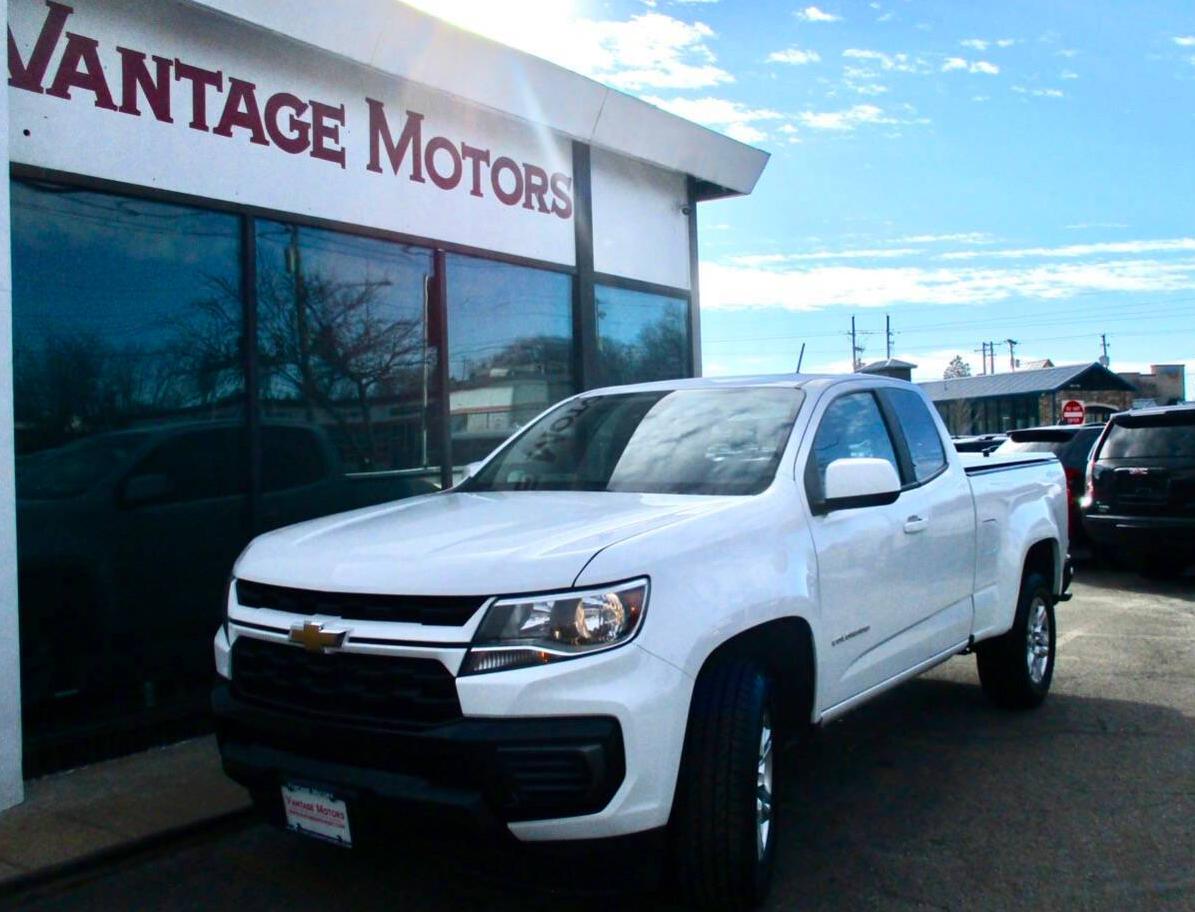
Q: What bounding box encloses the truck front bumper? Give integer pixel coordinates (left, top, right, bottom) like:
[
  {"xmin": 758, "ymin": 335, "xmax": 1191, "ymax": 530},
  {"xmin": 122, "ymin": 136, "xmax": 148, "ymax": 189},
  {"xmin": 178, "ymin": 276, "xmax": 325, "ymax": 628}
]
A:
[
  {"xmin": 214, "ymin": 684, "xmax": 624, "ymax": 838},
  {"xmin": 213, "ymin": 637, "xmax": 693, "ymax": 842}
]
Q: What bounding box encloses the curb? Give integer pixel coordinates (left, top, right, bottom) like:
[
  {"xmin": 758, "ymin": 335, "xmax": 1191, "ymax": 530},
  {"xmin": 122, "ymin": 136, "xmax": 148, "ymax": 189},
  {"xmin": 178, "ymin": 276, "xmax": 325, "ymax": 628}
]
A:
[{"xmin": 0, "ymin": 806, "xmax": 255, "ymax": 902}]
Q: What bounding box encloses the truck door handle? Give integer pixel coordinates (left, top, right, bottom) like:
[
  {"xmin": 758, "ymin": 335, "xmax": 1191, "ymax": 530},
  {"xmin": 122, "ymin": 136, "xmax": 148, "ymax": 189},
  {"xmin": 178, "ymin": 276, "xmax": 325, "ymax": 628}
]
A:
[{"xmin": 904, "ymin": 515, "xmax": 928, "ymax": 534}]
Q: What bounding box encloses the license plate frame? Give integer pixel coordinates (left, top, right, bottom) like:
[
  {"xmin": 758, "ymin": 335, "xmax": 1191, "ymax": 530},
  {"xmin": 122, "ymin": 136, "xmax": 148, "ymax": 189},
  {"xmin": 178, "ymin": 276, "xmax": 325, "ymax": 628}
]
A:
[{"xmin": 281, "ymin": 783, "xmax": 352, "ymax": 847}]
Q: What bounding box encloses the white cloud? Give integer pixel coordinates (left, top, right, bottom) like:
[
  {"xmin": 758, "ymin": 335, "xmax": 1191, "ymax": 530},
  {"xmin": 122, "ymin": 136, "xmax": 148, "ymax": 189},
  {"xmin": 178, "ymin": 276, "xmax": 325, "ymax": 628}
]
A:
[
  {"xmin": 730, "ymin": 247, "xmax": 919, "ymax": 265},
  {"xmin": 850, "ymin": 83, "xmax": 889, "ymax": 95},
  {"xmin": 1012, "ymin": 85, "xmax": 1064, "ymax": 98},
  {"xmin": 960, "ymin": 39, "xmax": 989, "ymax": 51},
  {"xmin": 995, "ymin": 38, "xmax": 1016, "ymax": 48},
  {"xmin": 971, "ymin": 94, "xmax": 990, "ymax": 102},
  {"xmin": 943, "ymin": 57, "xmax": 999, "ymax": 74},
  {"xmin": 897, "ymin": 232, "xmax": 994, "ymax": 244},
  {"xmin": 1056, "ymin": 48, "xmax": 1079, "ymax": 57},
  {"xmin": 798, "ymin": 103, "xmax": 893, "ymax": 130},
  {"xmin": 1064, "ymin": 222, "xmax": 1129, "ymax": 230},
  {"xmin": 767, "ymin": 47, "xmax": 822, "ymax": 65},
  {"xmin": 939, "ymin": 238, "xmax": 1195, "ymax": 261},
  {"xmin": 699, "ymin": 257, "xmax": 1195, "ymax": 311},
  {"xmin": 797, "ymin": 5, "xmax": 841, "ymax": 22},
  {"xmin": 1060, "ymin": 70, "xmax": 1079, "ymax": 79},
  {"xmin": 642, "ymin": 95, "xmax": 784, "ymax": 142},
  {"xmin": 842, "ymin": 48, "xmax": 928, "ymax": 73},
  {"xmin": 1173, "ymin": 36, "xmax": 1195, "ymax": 47},
  {"xmin": 400, "ymin": 4, "xmax": 732, "ymax": 90}
]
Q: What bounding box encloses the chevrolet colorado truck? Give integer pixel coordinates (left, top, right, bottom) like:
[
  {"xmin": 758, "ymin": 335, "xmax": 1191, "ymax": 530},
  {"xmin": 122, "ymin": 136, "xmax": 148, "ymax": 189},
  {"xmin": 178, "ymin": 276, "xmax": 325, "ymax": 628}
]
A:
[{"xmin": 213, "ymin": 375, "xmax": 1071, "ymax": 910}]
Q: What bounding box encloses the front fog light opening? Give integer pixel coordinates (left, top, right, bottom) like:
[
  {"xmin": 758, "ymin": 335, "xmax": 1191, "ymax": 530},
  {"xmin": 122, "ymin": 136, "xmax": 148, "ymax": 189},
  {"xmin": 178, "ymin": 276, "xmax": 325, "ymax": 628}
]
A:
[{"xmin": 461, "ymin": 579, "xmax": 648, "ymax": 675}]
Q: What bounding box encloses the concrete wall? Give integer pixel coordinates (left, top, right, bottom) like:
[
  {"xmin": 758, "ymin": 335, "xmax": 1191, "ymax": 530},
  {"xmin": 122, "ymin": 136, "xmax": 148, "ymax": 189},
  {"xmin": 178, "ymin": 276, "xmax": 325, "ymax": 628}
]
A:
[{"xmin": 0, "ymin": 0, "xmax": 25, "ymax": 811}]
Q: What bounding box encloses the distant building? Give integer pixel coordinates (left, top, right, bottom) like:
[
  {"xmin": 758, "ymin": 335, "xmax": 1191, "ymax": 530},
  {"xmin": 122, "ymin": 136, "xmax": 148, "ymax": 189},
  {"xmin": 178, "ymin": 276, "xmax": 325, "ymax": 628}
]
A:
[
  {"xmin": 1019, "ymin": 358, "xmax": 1055, "ymax": 371},
  {"xmin": 1116, "ymin": 364, "xmax": 1186, "ymax": 407},
  {"xmin": 859, "ymin": 358, "xmax": 917, "ymax": 382},
  {"xmin": 920, "ymin": 362, "xmax": 1137, "ymax": 435}
]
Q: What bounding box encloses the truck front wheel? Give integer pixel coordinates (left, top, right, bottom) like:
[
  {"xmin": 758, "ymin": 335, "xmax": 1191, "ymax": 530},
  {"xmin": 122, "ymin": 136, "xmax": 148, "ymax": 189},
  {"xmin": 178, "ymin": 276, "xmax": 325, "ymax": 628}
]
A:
[
  {"xmin": 976, "ymin": 571, "xmax": 1056, "ymax": 709},
  {"xmin": 672, "ymin": 660, "xmax": 777, "ymax": 911}
]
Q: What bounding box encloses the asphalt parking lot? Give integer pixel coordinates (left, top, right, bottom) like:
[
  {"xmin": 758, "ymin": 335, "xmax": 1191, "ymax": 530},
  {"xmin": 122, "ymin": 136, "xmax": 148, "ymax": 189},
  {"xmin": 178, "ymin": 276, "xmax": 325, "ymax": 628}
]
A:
[{"xmin": 6, "ymin": 565, "xmax": 1194, "ymax": 912}]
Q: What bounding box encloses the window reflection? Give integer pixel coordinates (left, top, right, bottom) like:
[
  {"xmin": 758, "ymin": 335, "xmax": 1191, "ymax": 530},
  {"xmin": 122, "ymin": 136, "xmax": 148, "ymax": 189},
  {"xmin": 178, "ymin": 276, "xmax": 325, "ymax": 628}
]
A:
[
  {"xmin": 595, "ymin": 285, "xmax": 690, "ymax": 387},
  {"xmin": 446, "ymin": 255, "xmax": 574, "ymax": 465},
  {"xmin": 255, "ymin": 223, "xmax": 441, "ymax": 529},
  {"xmin": 11, "ymin": 181, "xmax": 245, "ymax": 770}
]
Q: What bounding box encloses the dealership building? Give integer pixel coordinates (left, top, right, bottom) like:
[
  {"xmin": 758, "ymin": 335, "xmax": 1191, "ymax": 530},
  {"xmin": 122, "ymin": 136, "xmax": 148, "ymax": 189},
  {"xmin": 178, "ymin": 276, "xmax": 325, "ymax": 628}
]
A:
[{"xmin": 0, "ymin": 0, "xmax": 766, "ymax": 806}]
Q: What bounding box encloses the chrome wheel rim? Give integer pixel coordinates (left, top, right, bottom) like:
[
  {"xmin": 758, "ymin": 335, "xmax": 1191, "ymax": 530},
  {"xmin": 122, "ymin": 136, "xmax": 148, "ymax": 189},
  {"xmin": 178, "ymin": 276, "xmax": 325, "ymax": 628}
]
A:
[
  {"xmin": 1026, "ymin": 597, "xmax": 1051, "ymax": 685},
  {"xmin": 756, "ymin": 712, "xmax": 774, "ymax": 859}
]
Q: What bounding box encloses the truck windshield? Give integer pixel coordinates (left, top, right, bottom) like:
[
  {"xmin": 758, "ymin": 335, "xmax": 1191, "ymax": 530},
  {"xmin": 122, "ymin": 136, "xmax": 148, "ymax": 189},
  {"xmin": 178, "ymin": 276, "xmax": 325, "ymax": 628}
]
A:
[{"xmin": 463, "ymin": 387, "xmax": 805, "ymax": 495}]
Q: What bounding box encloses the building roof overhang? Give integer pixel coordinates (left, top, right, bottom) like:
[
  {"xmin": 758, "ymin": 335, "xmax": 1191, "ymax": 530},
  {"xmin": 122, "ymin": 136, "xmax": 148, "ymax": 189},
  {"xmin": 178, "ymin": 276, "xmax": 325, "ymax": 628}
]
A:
[{"xmin": 184, "ymin": 0, "xmax": 770, "ymax": 197}]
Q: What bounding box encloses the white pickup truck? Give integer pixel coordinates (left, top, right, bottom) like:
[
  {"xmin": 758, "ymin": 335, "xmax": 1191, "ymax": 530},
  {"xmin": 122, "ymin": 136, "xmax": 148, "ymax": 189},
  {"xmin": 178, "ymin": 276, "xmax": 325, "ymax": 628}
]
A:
[{"xmin": 213, "ymin": 374, "xmax": 1071, "ymax": 910}]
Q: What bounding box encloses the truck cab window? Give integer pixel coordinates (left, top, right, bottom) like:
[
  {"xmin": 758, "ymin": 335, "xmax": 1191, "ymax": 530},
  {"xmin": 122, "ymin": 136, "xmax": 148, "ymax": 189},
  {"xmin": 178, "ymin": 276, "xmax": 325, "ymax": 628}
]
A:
[
  {"xmin": 808, "ymin": 392, "xmax": 899, "ymax": 497},
  {"xmin": 885, "ymin": 388, "xmax": 948, "ymax": 483}
]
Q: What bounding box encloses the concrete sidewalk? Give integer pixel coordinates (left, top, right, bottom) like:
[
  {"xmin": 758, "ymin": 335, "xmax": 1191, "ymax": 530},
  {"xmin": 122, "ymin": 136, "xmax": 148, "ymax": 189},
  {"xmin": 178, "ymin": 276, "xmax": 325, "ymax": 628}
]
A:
[{"xmin": 0, "ymin": 736, "xmax": 250, "ymax": 890}]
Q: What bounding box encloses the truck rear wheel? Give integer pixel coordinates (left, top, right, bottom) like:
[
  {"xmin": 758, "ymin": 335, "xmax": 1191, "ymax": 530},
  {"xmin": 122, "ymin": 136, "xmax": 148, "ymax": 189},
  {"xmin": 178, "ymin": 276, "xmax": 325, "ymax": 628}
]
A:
[
  {"xmin": 976, "ymin": 571, "xmax": 1055, "ymax": 709},
  {"xmin": 672, "ymin": 660, "xmax": 776, "ymax": 911}
]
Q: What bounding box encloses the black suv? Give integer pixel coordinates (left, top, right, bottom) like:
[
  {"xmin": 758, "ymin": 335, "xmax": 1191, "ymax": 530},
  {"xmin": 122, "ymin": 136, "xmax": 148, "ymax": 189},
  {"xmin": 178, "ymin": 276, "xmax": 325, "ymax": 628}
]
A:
[
  {"xmin": 995, "ymin": 424, "xmax": 1104, "ymax": 542},
  {"xmin": 1081, "ymin": 404, "xmax": 1195, "ymax": 575}
]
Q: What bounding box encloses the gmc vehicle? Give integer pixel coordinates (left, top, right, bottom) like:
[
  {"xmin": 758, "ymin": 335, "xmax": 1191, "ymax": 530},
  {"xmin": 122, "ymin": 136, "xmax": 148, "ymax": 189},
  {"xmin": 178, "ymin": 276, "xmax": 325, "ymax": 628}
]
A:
[
  {"xmin": 213, "ymin": 376, "xmax": 1071, "ymax": 910},
  {"xmin": 1082, "ymin": 403, "xmax": 1195, "ymax": 577}
]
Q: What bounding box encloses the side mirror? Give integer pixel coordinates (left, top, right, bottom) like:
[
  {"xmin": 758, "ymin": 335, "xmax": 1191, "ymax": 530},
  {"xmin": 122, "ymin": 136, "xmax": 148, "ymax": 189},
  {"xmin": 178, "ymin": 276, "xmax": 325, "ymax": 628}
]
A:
[
  {"xmin": 462, "ymin": 461, "xmax": 484, "ymax": 481},
  {"xmin": 122, "ymin": 473, "xmax": 173, "ymax": 506},
  {"xmin": 821, "ymin": 458, "xmax": 901, "ymax": 513}
]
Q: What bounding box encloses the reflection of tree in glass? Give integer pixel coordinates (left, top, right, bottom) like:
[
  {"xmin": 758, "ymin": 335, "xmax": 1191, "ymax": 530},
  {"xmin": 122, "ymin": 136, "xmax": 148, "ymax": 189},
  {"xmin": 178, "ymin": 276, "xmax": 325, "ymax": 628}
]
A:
[
  {"xmin": 256, "ymin": 257, "xmax": 427, "ymax": 469},
  {"xmin": 453, "ymin": 334, "xmax": 571, "ymax": 386},
  {"xmin": 14, "ymin": 279, "xmax": 243, "ymax": 451},
  {"xmin": 600, "ymin": 313, "xmax": 688, "ymax": 387}
]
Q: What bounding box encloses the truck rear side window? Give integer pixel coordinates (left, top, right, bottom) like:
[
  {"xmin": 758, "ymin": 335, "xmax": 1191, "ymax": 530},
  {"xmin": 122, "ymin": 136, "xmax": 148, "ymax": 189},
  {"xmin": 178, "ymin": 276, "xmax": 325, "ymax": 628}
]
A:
[{"xmin": 885, "ymin": 388, "xmax": 948, "ymax": 482}]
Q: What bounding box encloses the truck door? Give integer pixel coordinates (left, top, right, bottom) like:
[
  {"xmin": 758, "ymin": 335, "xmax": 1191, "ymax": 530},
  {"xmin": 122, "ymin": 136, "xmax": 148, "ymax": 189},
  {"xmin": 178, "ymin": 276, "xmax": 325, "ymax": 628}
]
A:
[
  {"xmin": 877, "ymin": 387, "xmax": 976, "ymax": 660},
  {"xmin": 803, "ymin": 389, "xmax": 911, "ymax": 709}
]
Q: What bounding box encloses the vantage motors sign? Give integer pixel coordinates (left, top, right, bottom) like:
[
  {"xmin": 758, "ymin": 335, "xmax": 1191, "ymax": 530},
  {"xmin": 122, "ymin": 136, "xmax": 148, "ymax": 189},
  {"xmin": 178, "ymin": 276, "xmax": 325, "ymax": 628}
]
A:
[{"xmin": 8, "ymin": 0, "xmax": 577, "ymax": 264}]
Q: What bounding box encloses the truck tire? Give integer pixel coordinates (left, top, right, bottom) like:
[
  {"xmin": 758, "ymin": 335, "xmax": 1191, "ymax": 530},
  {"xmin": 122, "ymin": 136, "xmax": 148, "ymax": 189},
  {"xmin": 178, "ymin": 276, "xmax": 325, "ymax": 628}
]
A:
[
  {"xmin": 672, "ymin": 660, "xmax": 776, "ymax": 911},
  {"xmin": 976, "ymin": 571, "xmax": 1055, "ymax": 709}
]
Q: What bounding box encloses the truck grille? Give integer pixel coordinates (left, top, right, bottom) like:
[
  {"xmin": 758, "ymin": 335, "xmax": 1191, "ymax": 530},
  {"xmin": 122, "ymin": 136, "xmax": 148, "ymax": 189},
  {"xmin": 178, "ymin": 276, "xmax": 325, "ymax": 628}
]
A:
[
  {"xmin": 230, "ymin": 637, "xmax": 462, "ymax": 730},
  {"xmin": 235, "ymin": 579, "xmax": 486, "ymax": 626}
]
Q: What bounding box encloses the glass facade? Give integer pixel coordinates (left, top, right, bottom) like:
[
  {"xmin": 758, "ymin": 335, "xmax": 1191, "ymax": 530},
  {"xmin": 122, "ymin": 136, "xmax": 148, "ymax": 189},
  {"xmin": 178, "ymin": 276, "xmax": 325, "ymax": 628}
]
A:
[
  {"xmin": 255, "ymin": 223, "xmax": 441, "ymax": 531},
  {"xmin": 446, "ymin": 255, "xmax": 574, "ymax": 465},
  {"xmin": 595, "ymin": 284, "xmax": 690, "ymax": 387},
  {"xmin": 12, "ymin": 183, "xmax": 246, "ymax": 771},
  {"xmin": 9, "ymin": 178, "xmax": 692, "ymax": 772}
]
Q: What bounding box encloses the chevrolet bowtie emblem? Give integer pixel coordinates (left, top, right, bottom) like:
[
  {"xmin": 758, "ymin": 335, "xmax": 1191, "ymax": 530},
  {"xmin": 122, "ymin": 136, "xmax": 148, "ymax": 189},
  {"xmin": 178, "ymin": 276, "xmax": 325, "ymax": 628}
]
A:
[{"xmin": 289, "ymin": 620, "xmax": 349, "ymax": 653}]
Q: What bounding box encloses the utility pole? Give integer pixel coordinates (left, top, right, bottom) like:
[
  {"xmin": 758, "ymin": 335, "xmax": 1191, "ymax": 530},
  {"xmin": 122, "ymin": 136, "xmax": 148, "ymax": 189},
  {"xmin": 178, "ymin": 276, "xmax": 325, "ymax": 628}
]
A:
[
  {"xmin": 1100, "ymin": 333, "xmax": 1110, "ymax": 367},
  {"xmin": 975, "ymin": 341, "xmax": 989, "ymax": 375},
  {"xmin": 849, "ymin": 316, "xmax": 857, "ymax": 371},
  {"xmin": 885, "ymin": 314, "xmax": 894, "ymax": 360},
  {"xmin": 1004, "ymin": 338, "xmax": 1019, "ymax": 371}
]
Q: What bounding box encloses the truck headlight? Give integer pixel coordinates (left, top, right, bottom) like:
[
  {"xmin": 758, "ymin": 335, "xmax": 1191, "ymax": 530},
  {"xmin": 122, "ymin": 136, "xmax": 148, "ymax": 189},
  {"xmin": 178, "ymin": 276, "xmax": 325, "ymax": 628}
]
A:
[{"xmin": 460, "ymin": 578, "xmax": 649, "ymax": 675}]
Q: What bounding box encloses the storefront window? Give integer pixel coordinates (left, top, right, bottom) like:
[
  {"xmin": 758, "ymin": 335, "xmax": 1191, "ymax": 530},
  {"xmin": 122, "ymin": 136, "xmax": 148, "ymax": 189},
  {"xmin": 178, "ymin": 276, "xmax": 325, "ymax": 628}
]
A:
[
  {"xmin": 255, "ymin": 223, "xmax": 441, "ymax": 527},
  {"xmin": 11, "ymin": 182, "xmax": 244, "ymax": 771},
  {"xmin": 595, "ymin": 284, "xmax": 690, "ymax": 387},
  {"xmin": 445, "ymin": 255, "xmax": 574, "ymax": 465}
]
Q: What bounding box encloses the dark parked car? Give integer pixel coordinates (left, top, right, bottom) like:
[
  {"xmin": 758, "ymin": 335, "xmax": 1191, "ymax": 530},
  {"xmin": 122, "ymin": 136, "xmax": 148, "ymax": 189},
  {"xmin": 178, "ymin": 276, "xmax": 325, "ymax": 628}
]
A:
[
  {"xmin": 1081, "ymin": 404, "xmax": 1195, "ymax": 576},
  {"xmin": 952, "ymin": 433, "xmax": 1007, "ymax": 454},
  {"xmin": 995, "ymin": 424, "xmax": 1104, "ymax": 542}
]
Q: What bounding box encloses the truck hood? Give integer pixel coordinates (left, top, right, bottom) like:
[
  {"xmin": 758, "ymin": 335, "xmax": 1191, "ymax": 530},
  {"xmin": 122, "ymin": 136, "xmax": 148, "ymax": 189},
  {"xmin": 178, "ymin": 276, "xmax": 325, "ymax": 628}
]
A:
[{"xmin": 234, "ymin": 490, "xmax": 737, "ymax": 596}]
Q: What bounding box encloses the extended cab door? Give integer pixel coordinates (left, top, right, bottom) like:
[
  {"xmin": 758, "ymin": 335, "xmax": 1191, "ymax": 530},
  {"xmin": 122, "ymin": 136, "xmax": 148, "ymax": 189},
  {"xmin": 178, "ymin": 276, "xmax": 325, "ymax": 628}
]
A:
[{"xmin": 804, "ymin": 385, "xmax": 974, "ymax": 712}]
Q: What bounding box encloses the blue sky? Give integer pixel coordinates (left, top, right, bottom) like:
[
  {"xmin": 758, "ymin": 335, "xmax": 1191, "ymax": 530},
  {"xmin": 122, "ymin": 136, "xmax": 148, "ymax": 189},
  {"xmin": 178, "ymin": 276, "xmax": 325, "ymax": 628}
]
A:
[{"xmin": 405, "ymin": 0, "xmax": 1194, "ymax": 392}]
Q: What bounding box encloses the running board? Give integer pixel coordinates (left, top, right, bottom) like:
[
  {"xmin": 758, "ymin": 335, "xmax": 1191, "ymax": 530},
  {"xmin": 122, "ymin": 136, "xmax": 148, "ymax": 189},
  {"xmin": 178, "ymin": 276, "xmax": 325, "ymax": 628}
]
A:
[{"xmin": 817, "ymin": 639, "xmax": 971, "ymax": 725}]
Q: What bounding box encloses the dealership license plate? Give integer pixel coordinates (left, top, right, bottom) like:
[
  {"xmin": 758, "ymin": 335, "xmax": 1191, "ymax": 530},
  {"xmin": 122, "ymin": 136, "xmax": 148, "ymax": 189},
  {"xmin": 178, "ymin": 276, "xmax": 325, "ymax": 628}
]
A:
[{"xmin": 281, "ymin": 784, "xmax": 352, "ymax": 847}]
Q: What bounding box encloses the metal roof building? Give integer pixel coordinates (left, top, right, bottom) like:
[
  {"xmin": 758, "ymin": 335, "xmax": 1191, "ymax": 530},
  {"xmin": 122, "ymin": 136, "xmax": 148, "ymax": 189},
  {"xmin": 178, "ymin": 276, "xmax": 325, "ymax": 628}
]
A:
[{"xmin": 921, "ymin": 363, "xmax": 1138, "ymax": 435}]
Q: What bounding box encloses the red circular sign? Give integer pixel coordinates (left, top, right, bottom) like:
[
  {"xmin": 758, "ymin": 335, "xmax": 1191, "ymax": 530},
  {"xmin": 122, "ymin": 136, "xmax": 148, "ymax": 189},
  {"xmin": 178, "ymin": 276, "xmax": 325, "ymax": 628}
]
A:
[{"xmin": 1061, "ymin": 400, "xmax": 1085, "ymax": 425}]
